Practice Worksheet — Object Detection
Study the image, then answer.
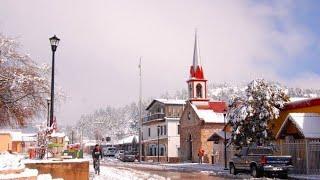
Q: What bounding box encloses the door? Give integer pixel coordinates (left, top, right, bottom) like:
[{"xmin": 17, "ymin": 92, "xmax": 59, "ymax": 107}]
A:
[{"xmin": 187, "ymin": 134, "xmax": 193, "ymax": 161}]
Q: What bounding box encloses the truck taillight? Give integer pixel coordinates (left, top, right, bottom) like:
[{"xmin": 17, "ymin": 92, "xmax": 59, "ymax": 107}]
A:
[{"xmin": 261, "ymin": 156, "xmax": 267, "ymax": 165}]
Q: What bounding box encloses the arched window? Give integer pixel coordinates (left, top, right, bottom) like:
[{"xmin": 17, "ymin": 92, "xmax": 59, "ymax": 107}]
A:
[
  {"xmin": 160, "ymin": 147, "xmax": 164, "ymax": 156},
  {"xmin": 196, "ymin": 84, "xmax": 202, "ymax": 98},
  {"xmin": 159, "ymin": 144, "xmax": 166, "ymax": 156},
  {"xmin": 153, "ymin": 146, "xmax": 157, "ymax": 156}
]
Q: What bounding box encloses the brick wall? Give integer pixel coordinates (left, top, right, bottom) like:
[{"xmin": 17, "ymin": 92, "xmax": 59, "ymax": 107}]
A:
[
  {"xmin": 180, "ymin": 102, "xmax": 224, "ymax": 163},
  {"xmin": 25, "ymin": 160, "xmax": 89, "ymax": 180}
]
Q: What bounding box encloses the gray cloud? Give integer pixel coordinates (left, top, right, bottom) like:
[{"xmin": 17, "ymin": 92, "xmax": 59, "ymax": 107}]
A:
[{"xmin": 0, "ymin": 0, "xmax": 317, "ymax": 125}]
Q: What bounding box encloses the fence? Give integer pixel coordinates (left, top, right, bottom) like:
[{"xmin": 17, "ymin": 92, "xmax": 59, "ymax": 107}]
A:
[
  {"xmin": 276, "ymin": 139, "xmax": 320, "ymax": 174},
  {"xmin": 212, "ymin": 139, "xmax": 320, "ymax": 175}
]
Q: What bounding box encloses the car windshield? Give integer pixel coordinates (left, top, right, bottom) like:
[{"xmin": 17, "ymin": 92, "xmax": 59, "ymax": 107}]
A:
[
  {"xmin": 248, "ymin": 148, "xmax": 273, "ymax": 155},
  {"xmin": 124, "ymin": 151, "xmax": 134, "ymax": 155}
]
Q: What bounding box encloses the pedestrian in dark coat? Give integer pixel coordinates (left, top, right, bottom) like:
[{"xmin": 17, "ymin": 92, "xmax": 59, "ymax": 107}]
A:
[{"xmin": 92, "ymin": 144, "xmax": 103, "ymax": 175}]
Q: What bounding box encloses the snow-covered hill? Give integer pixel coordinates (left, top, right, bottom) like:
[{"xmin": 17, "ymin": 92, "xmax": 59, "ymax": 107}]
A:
[
  {"xmin": 73, "ymin": 82, "xmax": 320, "ymax": 141},
  {"xmin": 207, "ymin": 83, "xmax": 320, "ymax": 101}
]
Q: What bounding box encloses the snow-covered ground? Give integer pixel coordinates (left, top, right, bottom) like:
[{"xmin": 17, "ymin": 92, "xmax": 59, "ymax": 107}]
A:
[
  {"xmin": 87, "ymin": 156, "xmax": 320, "ymax": 180},
  {"xmin": 90, "ymin": 164, "xmax": 166, "ymax": 180},
  {"xmin": 0, "ymin": 151, "xmax": 25, "ymax": 172},
  {"xmin": 288, "ymin": 174, "xmax": 320, "ymax": 180}
]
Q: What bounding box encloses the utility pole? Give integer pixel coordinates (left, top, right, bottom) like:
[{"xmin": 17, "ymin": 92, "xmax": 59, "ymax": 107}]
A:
[
  {"xmin": 157, "ymin": 126, "xmax": 160, "ymax": 162},
  {"xmin": 138, "ymin": 57, "xmax": 142, "ymax": 162},
  {"xmin": 224, "ymin": 111, "xmax": 228, "ymax": 170},
  {"xmin": 71, "ymin": 130, "xmax": 74, "ymax": 144}
]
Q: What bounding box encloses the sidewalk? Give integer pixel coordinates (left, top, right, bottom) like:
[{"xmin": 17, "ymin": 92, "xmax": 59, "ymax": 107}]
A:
[
  {"xmin": 119, "ymin": 161, "xmax": 320, "ymax": 180},
  {"xmin": 289, "ymin": 174, "xmax": 320, "ymax": 180},
  {"xmin": 109, "ymin": 161, "xmax": 254, "ymax": 179}
]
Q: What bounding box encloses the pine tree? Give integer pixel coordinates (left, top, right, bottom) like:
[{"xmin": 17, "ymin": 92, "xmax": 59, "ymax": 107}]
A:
[{"xmin": 227, "ymin": 79, "xmax": 289, "ymax": 148}]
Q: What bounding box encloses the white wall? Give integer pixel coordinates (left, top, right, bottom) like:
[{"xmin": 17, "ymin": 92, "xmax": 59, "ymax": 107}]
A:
[
  {"xmin": 167, "ymin": 119, "xmax": 180, "ymax": 157},
  {"xmin": 142, "ymin": 122, "xmax": 166, "ymax": 140},
  {"xmin": 167, "ymin": 120, "xmax": 179, "ymax": 137},
  {"xmin": 142, "ymin": 119, "xmax": 181, "ymax": 157}
]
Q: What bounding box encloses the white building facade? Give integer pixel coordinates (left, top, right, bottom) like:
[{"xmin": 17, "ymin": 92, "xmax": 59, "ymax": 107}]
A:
[{"xmin": 142, "ymin": 99, "xmax": 185, "ymax": 162}]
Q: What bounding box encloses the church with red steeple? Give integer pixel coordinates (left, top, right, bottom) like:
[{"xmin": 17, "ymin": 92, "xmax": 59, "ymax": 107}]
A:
[
  {"xmin": 180, "ymin": 31, "xmax": 227, "ymax": 163},
  {"xmin": 187, "ymin": 31, "xmax": 209, "ymax": 102}
]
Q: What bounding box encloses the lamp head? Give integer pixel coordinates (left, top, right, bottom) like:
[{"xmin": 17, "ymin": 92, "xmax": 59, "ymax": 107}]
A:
[{"xmin": 49, "ymin": 35, "xmax": 60, "ymax": 52}]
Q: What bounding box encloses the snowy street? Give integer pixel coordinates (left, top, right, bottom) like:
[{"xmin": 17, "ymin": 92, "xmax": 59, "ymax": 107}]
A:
[
  {"xmin": 88, "ymin": 157, "xmax": 282, "ymax": 180},
  {"xmin": 89, "ymin": 163, "xmax": 225, "ymax": 180},
  {"xmin": 89, "ymin": 157, "xmax": 227, "ymax": 180}
]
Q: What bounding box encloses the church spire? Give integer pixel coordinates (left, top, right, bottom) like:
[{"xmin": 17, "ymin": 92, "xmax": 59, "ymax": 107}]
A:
[
  {"xmin": 187, "ymin": 30, "xmax": 208, "ymax": 101},
  {"xmin": 190, "ymin": 30, "xmax": 204, "ymax": 79},
  {"xmin": 193, "ymin": 30, "xmax": 201, "ymax": 70}
]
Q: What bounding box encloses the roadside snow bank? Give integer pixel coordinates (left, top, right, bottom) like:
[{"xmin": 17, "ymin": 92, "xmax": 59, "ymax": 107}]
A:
[
  {"xmin": 90, "ymin": 165, "xmax": 165, "ymax": 180},
  {"xmin": 0, "ymin": 151, "xmax": 25, "ymax": 174},
  {"xmin": 0, "ymin": 168, "xmax": 38, "ymax": 179}
]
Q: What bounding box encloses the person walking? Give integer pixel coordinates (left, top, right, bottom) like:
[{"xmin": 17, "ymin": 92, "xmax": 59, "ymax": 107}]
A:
[
  {"xmin": 92, "ymin": 144, "xmax": 103, "ymax": 175},
  {"xmin": 198, "ymin": 147, "xmax": 205, "ymax": 164}
]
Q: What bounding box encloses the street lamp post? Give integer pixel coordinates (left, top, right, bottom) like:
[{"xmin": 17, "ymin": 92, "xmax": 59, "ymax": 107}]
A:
[
  {"xmin": 157, "ymin": 126, "xmax": 160, "ymax": 162},
  {"xmin": 49, "ymin": 35, "xmax": 60, "ymax": 127},
  {"xmin": 47, "ymin": 98, "xmax": 51, "ymax": 127},
  {"xmin": 223, "ymin": 111, "xmax": 228, "ymax": 170}
]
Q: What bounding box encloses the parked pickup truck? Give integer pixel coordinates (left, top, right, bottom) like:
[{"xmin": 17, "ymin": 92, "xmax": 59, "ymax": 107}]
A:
[{"xmin": 229, "ymin": 146, "xmax": 293, "ymax": 178}]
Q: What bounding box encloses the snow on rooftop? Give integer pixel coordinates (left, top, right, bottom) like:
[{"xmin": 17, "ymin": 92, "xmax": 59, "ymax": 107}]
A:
[
  {"xmin": 0, "ymin": 131, "xmax": 22, "ymax": 141},
  {"xmin": 10, "ymin": 131, "xmax": 22, "ymax": 141},
  {"xmin": 155, "ymin": 99, "xmax": 186, "ymax": 105},
  {"xmin": 0, "ymin": 131, "xmax": 37, "ymax": 142},
  {"xmin": 284, "ymin": 113, "xmax": 320, "ymax": 138},
  {"xmin": 50, "ymin": 131, "xmax": 65, "ymax": 138},
  {"xmin": 289, "ymin": 97, "xmax": 309, "ymax": 102},
  {"xmin": 191, "ymin": 104, "xmax": 224, "ymax": 123},
  {"xmin": 21, "ymin": 133, "xmax": 37, "ymax": 142},
  {"xmin": 115, "ymin": 135, "xmax": 138, "ymax": 145}
]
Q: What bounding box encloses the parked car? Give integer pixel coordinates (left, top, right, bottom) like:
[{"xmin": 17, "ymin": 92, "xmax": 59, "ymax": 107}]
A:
[
  {"xmin": 119, "ymin": 151, "xmax": 136, "ymax": 162},
  {"xmin": 115, "ymin": 150, "xmax": 124, "ymax": 159},
  {"xmin": 103, "ymin": 147, "xmax": 116, "ymax": 157},
  {"xmin": 229, "ymin": 146, "xmax": 293, "ymax": 178}
]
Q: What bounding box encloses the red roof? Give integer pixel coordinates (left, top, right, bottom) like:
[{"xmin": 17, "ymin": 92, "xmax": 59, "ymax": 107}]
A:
[
  {"xmin": 284, "ymin": 98, "xmax": 320, "ymax": 110},
  {"xmin": 190, "ymin": 66, "xmax": 204, "ymax": 79},
  {"xmin": 208, "ymin": 101, "xmax": 228, "ymax": 113}
]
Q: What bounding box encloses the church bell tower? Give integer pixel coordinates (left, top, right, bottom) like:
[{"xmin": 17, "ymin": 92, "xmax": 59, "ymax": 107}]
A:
[{"xmin": 187, "ymin": 31, "xmax": 208, "ymax": 102}]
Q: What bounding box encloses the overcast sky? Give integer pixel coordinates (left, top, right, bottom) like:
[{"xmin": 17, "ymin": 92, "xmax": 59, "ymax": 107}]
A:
[{"xmin": 1, "ymin": 0, "xmax": 320, "ymax": 125}]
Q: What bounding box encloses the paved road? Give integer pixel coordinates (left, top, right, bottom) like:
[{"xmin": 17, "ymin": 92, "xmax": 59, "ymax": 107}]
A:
[
  {"xmin": 90, "ymin": 157, "xmax": 227, "ymax": 180},
  {"xmin": 90, "ymin": 157, "xmax": 280, "ymax": 180}
]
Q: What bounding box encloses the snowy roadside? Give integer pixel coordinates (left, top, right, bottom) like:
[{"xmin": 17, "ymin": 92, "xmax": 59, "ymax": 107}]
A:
[
  {"xmin": 288, "ymin": 174, "xmax": 320, "ymax": 180},
  {"xmin": 87, "ymin": 156, "xmax": 315, "ymax": 180},
  {"xmin": 100, "ymin": 160, "xmax": 255, "ymax": 179},
  {"xmin": 89, "ymin": 164, "xmax": 166, "ymax": 180}
]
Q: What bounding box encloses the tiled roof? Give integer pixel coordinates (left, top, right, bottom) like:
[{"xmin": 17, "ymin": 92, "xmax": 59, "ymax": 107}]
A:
[
  {"xmin": 208, "ymin": 101, "xmax": 228, "ymax": 113},
  {"xmin": 277, "ymin": 113, "xmax": 320, "ymax": 139},
  {"xmin": 191, "ymin": 104, "xmax": 224, "ymax": 123},
  {"xmin": 146, "ymin": 99, "xmax": 186, "ymax": 110},
  {"xmin": 284, "ymin": 98, "xmax": 320, "ymax": 110}
]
